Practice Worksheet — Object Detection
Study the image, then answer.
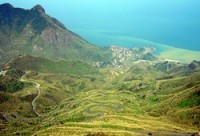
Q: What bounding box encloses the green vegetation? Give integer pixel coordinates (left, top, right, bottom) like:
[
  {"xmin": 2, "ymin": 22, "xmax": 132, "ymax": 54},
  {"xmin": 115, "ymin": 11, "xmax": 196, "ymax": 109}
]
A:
[
  {"xmin": 1, "ymin": 59, "xmax": 200, "ymax": 135},
  {"xmin": 9, "ymin": 55, "xmax": 98, "ymax": 75},
  {"xmin": 0, "ymin": 3, "xmax": 200, "ymax": 136},
  {"xmin": 0, "ymin": 69, "xmax": 28, "ymax": 93},
  {"xmin": 177, "ymin": 93, "xmax": 200, "ymax": 108}
]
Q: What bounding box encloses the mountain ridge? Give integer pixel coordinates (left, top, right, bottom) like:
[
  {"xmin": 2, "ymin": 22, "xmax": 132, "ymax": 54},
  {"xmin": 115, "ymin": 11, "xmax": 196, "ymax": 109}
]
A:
[{"xmin": 0, "ymin": 3, "xmax": 110, "ymax": 66}]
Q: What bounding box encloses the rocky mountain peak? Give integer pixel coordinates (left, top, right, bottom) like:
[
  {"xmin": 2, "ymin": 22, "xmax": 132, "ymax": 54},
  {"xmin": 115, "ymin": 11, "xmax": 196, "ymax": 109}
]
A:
[
  {"xmin": 31, "ymin": 4, "xmax": 45, "ymax": 13},
  {"xmin": 0, "ymin": 3, "xmax": 14, "ymax": 10}
]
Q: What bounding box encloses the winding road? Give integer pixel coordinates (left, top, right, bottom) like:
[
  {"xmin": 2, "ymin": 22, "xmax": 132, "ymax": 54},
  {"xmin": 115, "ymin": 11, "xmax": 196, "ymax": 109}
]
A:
[
  {"xmin": 57, "ymin": 97, "xmax": 196, "ymax": 136},
  {"xmin": 31, "ymin": 83, "xmax": 42, "ymax": 117},
  {"xmin": 20, "ymin": 77, "xmax": 42, "ymax": 117},
  {"xmin": 2, "ymin": 76, "xmax": 42, "ymax": 124}
]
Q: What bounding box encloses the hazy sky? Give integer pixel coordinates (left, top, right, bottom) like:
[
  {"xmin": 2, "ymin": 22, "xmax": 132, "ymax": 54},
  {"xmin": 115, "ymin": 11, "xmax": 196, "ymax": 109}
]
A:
[{"xmin": 0, "ymin": 0, "xmax": 200, "ymax": 50}]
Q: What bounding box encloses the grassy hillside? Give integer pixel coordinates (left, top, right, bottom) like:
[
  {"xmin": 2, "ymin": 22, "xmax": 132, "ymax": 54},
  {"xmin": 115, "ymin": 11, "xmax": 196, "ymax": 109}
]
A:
[
  {"xmin": 33, "ymin": 89, "xmax": 197, "ymax": 136},
  {"xmin": 1, "ymin": 59, "xmax": 200, "ymax": 136},
  {"xmin": 1, "ymin": 3, "xmax": 200, "ymax": 136},
  {"xmin": 9, "ymin": 55, "xmax": 98, "ymax": 75}
]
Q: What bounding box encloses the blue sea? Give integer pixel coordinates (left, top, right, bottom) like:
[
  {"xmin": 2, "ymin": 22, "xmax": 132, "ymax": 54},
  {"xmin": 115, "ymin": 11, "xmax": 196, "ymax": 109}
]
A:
[
  {"xmin": 2, "ymin": 0, "xmax": 200, "ymax": 51},
  {"xmin": 70, "ymin": 12, "xmax": 200, "ymax": 51},
  {"xmin": 62, "ymin": 0, "xmax": 200, "ymax": 51},
  {"xmin": 71, "ymin": 27, "xmax": 200, "ymax": 51}
]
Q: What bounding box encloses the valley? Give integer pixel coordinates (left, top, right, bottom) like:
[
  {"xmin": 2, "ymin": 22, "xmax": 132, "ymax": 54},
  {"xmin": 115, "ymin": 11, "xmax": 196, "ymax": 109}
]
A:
[
  {"xmin": 0, "ymin": 3, "xmax": 200, "ymax": 136},
  {"xmin": 0, "ymin": 56, "xmax": 200, "ymax": 135}
]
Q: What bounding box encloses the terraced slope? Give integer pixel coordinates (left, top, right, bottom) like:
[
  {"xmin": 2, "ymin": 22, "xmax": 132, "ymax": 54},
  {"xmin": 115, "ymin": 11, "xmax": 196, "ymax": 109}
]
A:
[
  {"xmin": 33, "ymin": 88, "xmax": 198, "ymax": 136},
  {"xmin": 1, "ymin": 57, "xmax": 200, "ymax": 136}
]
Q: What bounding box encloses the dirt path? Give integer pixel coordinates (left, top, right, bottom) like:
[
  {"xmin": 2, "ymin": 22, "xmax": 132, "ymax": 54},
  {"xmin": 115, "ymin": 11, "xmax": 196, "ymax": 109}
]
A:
[
  {"xmin": 20, "ymin": 77, "xmax": 42, "ymax": 117},
  {"xmin": 2, "ymin": 112, "xmax": 31, "ymax": 123},
  {"xmin": 31, "ymin": 83, "xmax": 42, "ymax": 117}
]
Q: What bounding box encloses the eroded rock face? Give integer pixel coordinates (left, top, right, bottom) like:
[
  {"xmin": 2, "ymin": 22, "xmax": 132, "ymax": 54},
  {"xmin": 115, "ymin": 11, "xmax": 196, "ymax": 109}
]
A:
[
  {"xmin": 31, "ymin": 4, "xmax": 45, "ymax": 13},
  {"xmin": 42, "ymin": 29, "xmax": 58, "ymax": 44},
  {"xmin": 41, "ymin": 28, "xmax": 71, "ymax": 47}
]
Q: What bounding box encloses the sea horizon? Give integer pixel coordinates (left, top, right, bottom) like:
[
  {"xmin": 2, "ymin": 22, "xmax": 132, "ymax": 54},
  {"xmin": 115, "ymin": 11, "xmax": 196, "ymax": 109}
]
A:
[{"xmin": 71, "ymin": 28, "xmax": 200, "ymax": 52}]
